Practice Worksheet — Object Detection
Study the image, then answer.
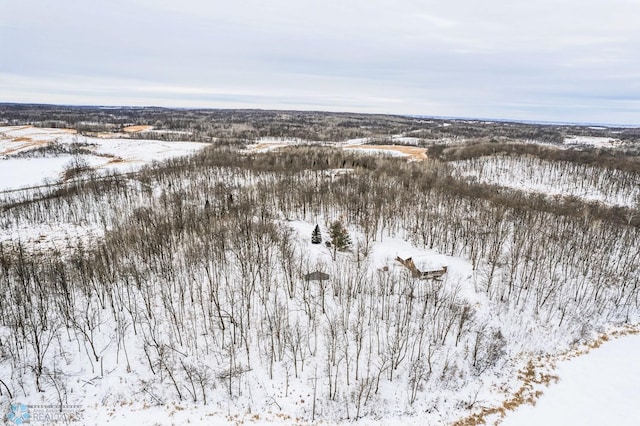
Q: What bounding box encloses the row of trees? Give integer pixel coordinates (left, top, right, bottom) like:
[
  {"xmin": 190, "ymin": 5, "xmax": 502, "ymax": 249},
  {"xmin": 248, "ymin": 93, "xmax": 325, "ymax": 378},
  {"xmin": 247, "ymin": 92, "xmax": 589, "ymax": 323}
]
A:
[
  {"xmin": 3, "ymin": 104, "xmax": 637, "ymax": 145},
  {"xmin": 450, "ymin": 154, "xmax": 640, "ymax": 209}
]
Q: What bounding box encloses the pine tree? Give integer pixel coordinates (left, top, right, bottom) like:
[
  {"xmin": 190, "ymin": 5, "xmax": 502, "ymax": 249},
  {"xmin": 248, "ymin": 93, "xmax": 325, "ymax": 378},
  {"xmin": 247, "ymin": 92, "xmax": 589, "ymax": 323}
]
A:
[
  {"xmin": 311, "ymin": 224, "xmax": 322, "ymax": 244},
  {"xmin": 329, "ymin": 220, "xmax": 351, "ymax": 254}
]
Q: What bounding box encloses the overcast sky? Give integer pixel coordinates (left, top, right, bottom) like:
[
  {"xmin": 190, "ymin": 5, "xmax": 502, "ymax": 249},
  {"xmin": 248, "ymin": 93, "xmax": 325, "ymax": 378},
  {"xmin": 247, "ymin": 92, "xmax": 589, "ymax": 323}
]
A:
[{"xmin": 1, "ymin": 0, "xmax": 639, "ymax": 124}]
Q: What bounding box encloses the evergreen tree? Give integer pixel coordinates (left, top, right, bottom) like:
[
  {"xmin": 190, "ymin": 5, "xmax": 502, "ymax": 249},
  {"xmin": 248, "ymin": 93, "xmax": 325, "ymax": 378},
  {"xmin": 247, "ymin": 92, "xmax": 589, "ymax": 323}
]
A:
[
  {"xmin": 311, "ymin": 224, "xmax": 322, "ymax": 244},
  {"xmin": 329, "ymin": 220, "xmax": 351, "ymax": 256}
]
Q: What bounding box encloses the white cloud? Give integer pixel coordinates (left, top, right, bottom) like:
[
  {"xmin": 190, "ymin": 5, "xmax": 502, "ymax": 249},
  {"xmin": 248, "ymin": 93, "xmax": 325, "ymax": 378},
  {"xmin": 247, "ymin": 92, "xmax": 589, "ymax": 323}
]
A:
[{"xmin": 2, "ymin": 0, "xmax": 639, "ymax": 124}]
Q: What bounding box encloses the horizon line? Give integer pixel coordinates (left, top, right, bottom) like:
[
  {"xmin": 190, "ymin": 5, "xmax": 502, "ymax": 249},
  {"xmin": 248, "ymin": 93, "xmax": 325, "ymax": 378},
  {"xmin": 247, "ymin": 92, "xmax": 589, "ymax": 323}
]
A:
[{"xmin": 1, "ymin": 101, "xmax": 638, "ymax": 129}]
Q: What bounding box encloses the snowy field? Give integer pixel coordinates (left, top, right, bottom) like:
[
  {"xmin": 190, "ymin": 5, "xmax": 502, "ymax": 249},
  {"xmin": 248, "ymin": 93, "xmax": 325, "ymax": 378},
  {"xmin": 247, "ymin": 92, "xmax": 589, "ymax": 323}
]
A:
[
  {"xmin": 503, "ymin": 332, "xmax": 640, "ymax": 426},
  {"xmin": 564, "ymin": 135, "xmax": 623, "ymax": 148},
  {"xmin": 247, "ymin": 137, "xmax": 320, "ymax": 153},
  {"xmin": 343, "ymin": 145, "xmax": 418, "ymax": 159},
  {"xmin": 0, "ymin": 156, "xmax": 75, "ymax": 191},
  {"xmin": 0, "ymin": 126, "xmax": 207, "ymax": 191},
  {"xmin": 247, "ymin": 136, "xmax": 429, "ymax": 160}
]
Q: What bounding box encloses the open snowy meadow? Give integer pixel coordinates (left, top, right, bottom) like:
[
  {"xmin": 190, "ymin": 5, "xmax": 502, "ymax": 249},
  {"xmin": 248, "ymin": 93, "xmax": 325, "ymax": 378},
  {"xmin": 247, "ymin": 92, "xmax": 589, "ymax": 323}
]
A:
[{"xmin": 0, "ymin": 125, "xmax": 207, "ymax": 192}]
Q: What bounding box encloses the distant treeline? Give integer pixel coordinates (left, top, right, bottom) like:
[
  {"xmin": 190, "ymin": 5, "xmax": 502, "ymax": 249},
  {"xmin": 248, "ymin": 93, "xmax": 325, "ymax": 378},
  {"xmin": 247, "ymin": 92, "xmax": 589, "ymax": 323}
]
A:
[{"xmin": 2, "ymin": 103, "xmax": 639, "ymax": 144}]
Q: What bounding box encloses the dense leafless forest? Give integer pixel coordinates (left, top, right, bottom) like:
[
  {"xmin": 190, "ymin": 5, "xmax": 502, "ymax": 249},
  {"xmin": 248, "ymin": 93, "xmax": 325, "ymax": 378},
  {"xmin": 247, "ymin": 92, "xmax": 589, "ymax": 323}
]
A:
[{"xmin": 1, "ymin": 104, "xmax": 639, "ymax": 424}]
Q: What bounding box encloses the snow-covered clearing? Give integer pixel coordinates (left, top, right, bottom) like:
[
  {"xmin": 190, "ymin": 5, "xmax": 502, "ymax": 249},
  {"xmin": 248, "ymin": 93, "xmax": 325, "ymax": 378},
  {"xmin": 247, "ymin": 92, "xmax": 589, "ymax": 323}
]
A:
[
  {"xmin": 247, "ymin": 137, "xmax": 316, "ymax": 151},
  {"xmin": 0, "ymin": 157, "xmax": 74, "ymax": 191},
  {"xmin": 390, "ymin": 135, "xmax": 422, "ymax": 145},
  {"xmin": 246, "ymin": 137, "xmax": 429, "ymax": 160},
  {"xmin": 344, "ymin": 145, "xmax": 428, "ymax": 161},
  {"xmin": 341, "ymin": 137, "xmax": 372, "ymax": 146},
  {"xmin": 0, "ymin": 126, "xmax": 208, "ymax": 191},
  {"xmin": 503, "ymin": 331, "xmax": 640, "ymax": 426},
  {"xmin": 564, "ymin": 135, "xmax": 622, "ymax": 148}
]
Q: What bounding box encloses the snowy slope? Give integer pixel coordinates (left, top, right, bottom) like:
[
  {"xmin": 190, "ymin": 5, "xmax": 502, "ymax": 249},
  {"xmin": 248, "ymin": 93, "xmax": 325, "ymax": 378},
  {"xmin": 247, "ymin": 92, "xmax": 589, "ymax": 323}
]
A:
[
  {"xmin": 503, "ymin": 332, "xmax": 640, "ymax": 426},
  {"xmin": 450, "ymin": 155, "xmax": 640, "ymax": 207}
]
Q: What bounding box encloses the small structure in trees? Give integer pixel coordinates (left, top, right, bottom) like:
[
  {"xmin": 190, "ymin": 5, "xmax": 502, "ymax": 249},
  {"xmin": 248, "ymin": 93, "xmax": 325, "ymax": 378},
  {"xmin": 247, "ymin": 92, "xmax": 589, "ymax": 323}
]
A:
[
  {"xmin": 420, "ymin": 266, "xmax": 448, "ymax": 279},
  {"xmin": 396, "ymin": 256, "xmax": 447, "ymax": 280},
  {"xmin": 311, "ymin": 224, "xmax": 322, "ymax": 244},
  {"xmin": 304, "ymin": 271, "xmax": 330, "ymax": 282}
]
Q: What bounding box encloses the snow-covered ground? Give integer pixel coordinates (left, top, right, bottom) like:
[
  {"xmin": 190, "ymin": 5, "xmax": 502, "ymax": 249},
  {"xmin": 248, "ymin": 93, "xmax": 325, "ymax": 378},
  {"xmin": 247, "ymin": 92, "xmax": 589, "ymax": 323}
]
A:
[
  {"xmin": 246, "ymin": 136, "xmax": 430, "ymax": 160},
  {"xmin": 341, "ymin": 137, "xmax": 371, "ymax": 146},
  {"xmin": 0, "ymin": 157, "xmax": 74, "ymax": 191},
  {"xmin": 3, "ymin": 212, "xmax": 638, "ymax": 425},
  {"xmin": 564, "ymin": 135, "xmax": 622, "ymax": 148},
  {"xmin": 390, "ymin": 135, "xmax": 422, "ymax": 145},
  {"xmin": 343, "ymin": 146, "xmax": 410, "ymax": 157},
  {"xmin": 0, "ymin": 218, "xmax": 480, "ymax": 425},
  {"xmin": 0, "ymin": 222, "xmax": 104, "ymax": 255},
  {"xmin": 247, "ymin": 137, "xmax": 319, "ymax": 153},
  {"xmin": 0, "ymin": 126, "xmax": 207, "ymax": 191},
  {"xmin": 450, "ymin": 155, "xmax": 640, "ymax": 208},
  {"xmin": 503, "ymin": 332, "xmax": 640, "ymax": 426},
  {"xmin": 0, "ymin": 125, "xmax": 208, "ymax": 259},
  {"xmin": 2, "ymin": 128, "xmax": 639, "ymax": 425}
]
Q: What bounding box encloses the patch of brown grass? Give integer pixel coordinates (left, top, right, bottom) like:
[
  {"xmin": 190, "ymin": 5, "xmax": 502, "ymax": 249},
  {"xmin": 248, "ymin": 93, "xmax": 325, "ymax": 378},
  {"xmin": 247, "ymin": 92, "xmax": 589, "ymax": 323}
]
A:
[
  {"xmin": 12, "ymin": 136, "xmax": 32, "ymax": 142},
  {"xmin": 453, "ymin": 325, "xmax": 640, "ymax": 426},
  {"xmin": 123, "ymin": 125, "xmax": 153, "ymax": 133},
  {"xmin": 0, "ymin": 139, "xmax": 48, "ymax": 156},
  {"xmin": 453, "ymin": 359, "xmax": 558, "ymax": 426}
]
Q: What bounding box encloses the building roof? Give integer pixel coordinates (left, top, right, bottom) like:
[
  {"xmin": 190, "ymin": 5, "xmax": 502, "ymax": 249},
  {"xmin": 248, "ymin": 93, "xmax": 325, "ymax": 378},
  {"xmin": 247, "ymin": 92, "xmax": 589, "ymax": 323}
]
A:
[{"xmin": 304, "ymin": 271, "xmax": 330, "ymax": 281}]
